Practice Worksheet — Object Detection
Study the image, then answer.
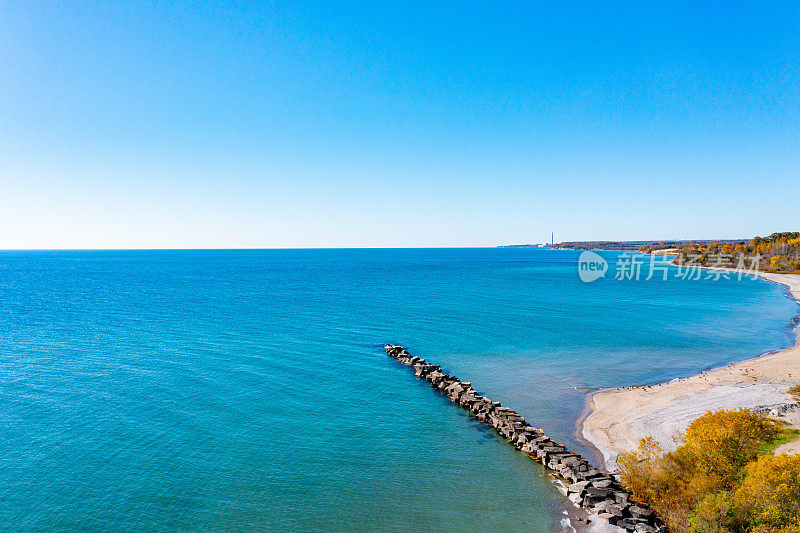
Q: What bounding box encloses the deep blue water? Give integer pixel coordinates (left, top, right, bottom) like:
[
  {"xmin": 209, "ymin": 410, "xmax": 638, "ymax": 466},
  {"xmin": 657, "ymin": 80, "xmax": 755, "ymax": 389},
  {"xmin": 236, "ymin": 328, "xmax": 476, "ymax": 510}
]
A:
[{"xmin": 0, "ymin": 249, "xmax": 797, "ymax": 531}]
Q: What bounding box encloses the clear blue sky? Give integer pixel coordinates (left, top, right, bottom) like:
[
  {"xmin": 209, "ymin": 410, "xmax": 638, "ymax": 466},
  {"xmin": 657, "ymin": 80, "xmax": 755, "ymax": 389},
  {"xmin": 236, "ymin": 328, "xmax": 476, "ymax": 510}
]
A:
[{"xmin": 1, "ymin": 1, "xmax": 798, "ymax": 248}]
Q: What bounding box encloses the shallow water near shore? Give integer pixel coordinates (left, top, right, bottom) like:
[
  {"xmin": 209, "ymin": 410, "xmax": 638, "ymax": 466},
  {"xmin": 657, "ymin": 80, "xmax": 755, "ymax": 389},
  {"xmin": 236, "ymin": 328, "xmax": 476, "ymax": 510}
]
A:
[{"xmin": 0, "ymin": 249, "xmax": 797, "ymax": 531}]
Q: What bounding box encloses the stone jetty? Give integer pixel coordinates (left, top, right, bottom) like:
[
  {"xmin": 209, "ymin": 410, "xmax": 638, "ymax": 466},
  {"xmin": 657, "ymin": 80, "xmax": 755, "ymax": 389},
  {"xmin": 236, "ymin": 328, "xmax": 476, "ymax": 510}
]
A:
[{"xmin": 385, "ymin": 345, "xmax": 667, "ymax": 533}]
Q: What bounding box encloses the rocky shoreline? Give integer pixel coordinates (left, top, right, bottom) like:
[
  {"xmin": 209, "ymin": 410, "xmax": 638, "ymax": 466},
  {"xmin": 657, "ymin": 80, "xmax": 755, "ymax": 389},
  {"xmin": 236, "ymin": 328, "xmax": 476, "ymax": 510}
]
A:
[{"xmin": 385, "ymin": 345, "xmax": 667, "ymax": 532}]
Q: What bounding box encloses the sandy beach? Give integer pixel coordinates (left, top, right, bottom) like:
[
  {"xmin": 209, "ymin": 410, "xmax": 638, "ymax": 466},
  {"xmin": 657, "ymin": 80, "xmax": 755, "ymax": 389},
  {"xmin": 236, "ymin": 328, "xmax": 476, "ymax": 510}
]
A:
[{"xmin": 582, "ymin": 272, "xmax": 800, "ymax": 471}]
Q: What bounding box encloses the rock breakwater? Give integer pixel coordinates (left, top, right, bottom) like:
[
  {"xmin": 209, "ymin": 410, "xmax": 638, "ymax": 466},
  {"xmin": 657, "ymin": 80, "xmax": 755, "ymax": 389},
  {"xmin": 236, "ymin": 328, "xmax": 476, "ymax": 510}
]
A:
[{"xmin": 385, "ymin": 345, "xmax": 667, "ymax": 532}]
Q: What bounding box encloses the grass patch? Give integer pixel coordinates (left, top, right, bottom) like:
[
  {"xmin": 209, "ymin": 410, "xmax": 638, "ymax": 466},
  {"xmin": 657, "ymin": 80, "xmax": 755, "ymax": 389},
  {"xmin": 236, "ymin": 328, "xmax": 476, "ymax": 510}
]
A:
[{"xmin": 760, "ymin": 425, "xmax": 800, "ymax": 455}]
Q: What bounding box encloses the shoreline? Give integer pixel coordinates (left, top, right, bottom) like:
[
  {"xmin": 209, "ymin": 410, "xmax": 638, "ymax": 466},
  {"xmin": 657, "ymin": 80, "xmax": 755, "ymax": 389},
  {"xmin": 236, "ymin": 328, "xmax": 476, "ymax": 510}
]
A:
[{"xmin": 580, "ymin": 271, "xmax": 800, "ymax": 471}]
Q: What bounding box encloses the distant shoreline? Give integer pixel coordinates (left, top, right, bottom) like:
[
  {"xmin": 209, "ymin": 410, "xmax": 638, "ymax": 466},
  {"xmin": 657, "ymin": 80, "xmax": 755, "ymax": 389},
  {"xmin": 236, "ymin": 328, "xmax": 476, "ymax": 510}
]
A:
[
  {"xmin": 500, "ymin": 239, "xmax": 747, "ymax": 252},
  {"xmin": 580, "ymin": 271, "xmax": 800, "ymax": 471}
]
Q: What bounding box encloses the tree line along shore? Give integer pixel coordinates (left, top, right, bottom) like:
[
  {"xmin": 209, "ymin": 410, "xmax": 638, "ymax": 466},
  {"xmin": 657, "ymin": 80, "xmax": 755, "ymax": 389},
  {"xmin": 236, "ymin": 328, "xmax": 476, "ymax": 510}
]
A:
[
  {"xmin": 525, "ymin": 231, "xmax": 800, "ymax": 274},
  {"xmin": 640, "ymin": 232, "xmax": 800, "ymax": 274}
]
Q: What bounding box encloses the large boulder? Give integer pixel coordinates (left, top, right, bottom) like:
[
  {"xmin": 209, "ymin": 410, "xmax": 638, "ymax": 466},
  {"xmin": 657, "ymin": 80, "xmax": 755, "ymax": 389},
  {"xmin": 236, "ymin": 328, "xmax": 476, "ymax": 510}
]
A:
[
  {"xmin": 629, "ymin": 505, "xmax": 654, "ymax": 519},
  {"xmin": 567, "ymin": 481, "xmax": 590, "ymax": 497},
  {"xmin": 568, "ymin": 492, "xmax": 583, "ymax": 505},
  {"xmin": 445, "ymin": 382, "xmax": 464, "ymax": 397},
  {"xmin": 591, "ymin": 477, "xmax": 615, "ymax": 489},
  {"xmin": 594, "ymin": 499, "xmax": 626, "ymax": 519},
  {"xmin": 546, "ymin": 452, "xmax": 572, "ymax": 470},
  {"xmin": 612, "ymin": 491, "xmax": 630, "ymax": 505},
  {"xmin": 538, "ymin": 445, "xmax": 566, "ymax": 463},
  {"xmin": 384, "ymin": 345, "xmax": 402, "ymax": 356},
  {"xmin": 521, "ymin": 442, "xmax": 538, "ymax": 454},
  {"xmin": 583, "ymin": 486, "xmax": 612, "ymax": 507},
  {"xmin": 427, "ymin": 370, "xmax": 445, "ymax": 384},
  {"xmin": 575, "ymin": 467, "xmax": 604, "ymax": 481}
]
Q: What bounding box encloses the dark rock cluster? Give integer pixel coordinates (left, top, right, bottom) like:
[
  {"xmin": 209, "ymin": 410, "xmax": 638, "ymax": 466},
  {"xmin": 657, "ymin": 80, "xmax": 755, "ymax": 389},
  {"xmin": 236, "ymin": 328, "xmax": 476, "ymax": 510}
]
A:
[{"xmin": 385, "ymin": 345, "xmax": 667, "ymax": 533}]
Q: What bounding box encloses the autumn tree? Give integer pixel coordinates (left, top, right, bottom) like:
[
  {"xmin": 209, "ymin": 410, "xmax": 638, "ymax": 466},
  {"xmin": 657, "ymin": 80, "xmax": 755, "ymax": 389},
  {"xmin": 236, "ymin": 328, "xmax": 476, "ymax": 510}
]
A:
[
  {"xmin": 734, "ymin": 454, "xmax": 800, "ymax": 530},
  {"xmin": 618, "ymin": 409, "xmax": 783, "ymax": 532},
  {"xmin": 683, "ymin": 409, "xmax": 781, "ymax": 490}
]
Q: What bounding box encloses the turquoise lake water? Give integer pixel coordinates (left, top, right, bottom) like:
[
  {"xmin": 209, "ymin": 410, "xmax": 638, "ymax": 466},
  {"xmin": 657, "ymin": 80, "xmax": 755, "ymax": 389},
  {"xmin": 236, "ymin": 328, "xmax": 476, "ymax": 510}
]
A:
[{"xmin": 0, "ymin": 249, "xmax": 797, "ymax": 531}]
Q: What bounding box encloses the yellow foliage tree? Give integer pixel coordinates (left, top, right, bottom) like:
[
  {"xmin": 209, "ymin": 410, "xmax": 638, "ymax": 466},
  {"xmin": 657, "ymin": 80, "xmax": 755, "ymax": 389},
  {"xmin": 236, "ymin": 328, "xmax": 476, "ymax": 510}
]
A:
[
  {"xmin": 734, "ymin": 454, "xmax": 800, "ymax": 529},
  {"xmin": 683, "ymin": 408, "xmax": 781, "ymax": 490},
  {"xmin": 618, "ymin": 409, "xmax": 783, "ymax": 533}
]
